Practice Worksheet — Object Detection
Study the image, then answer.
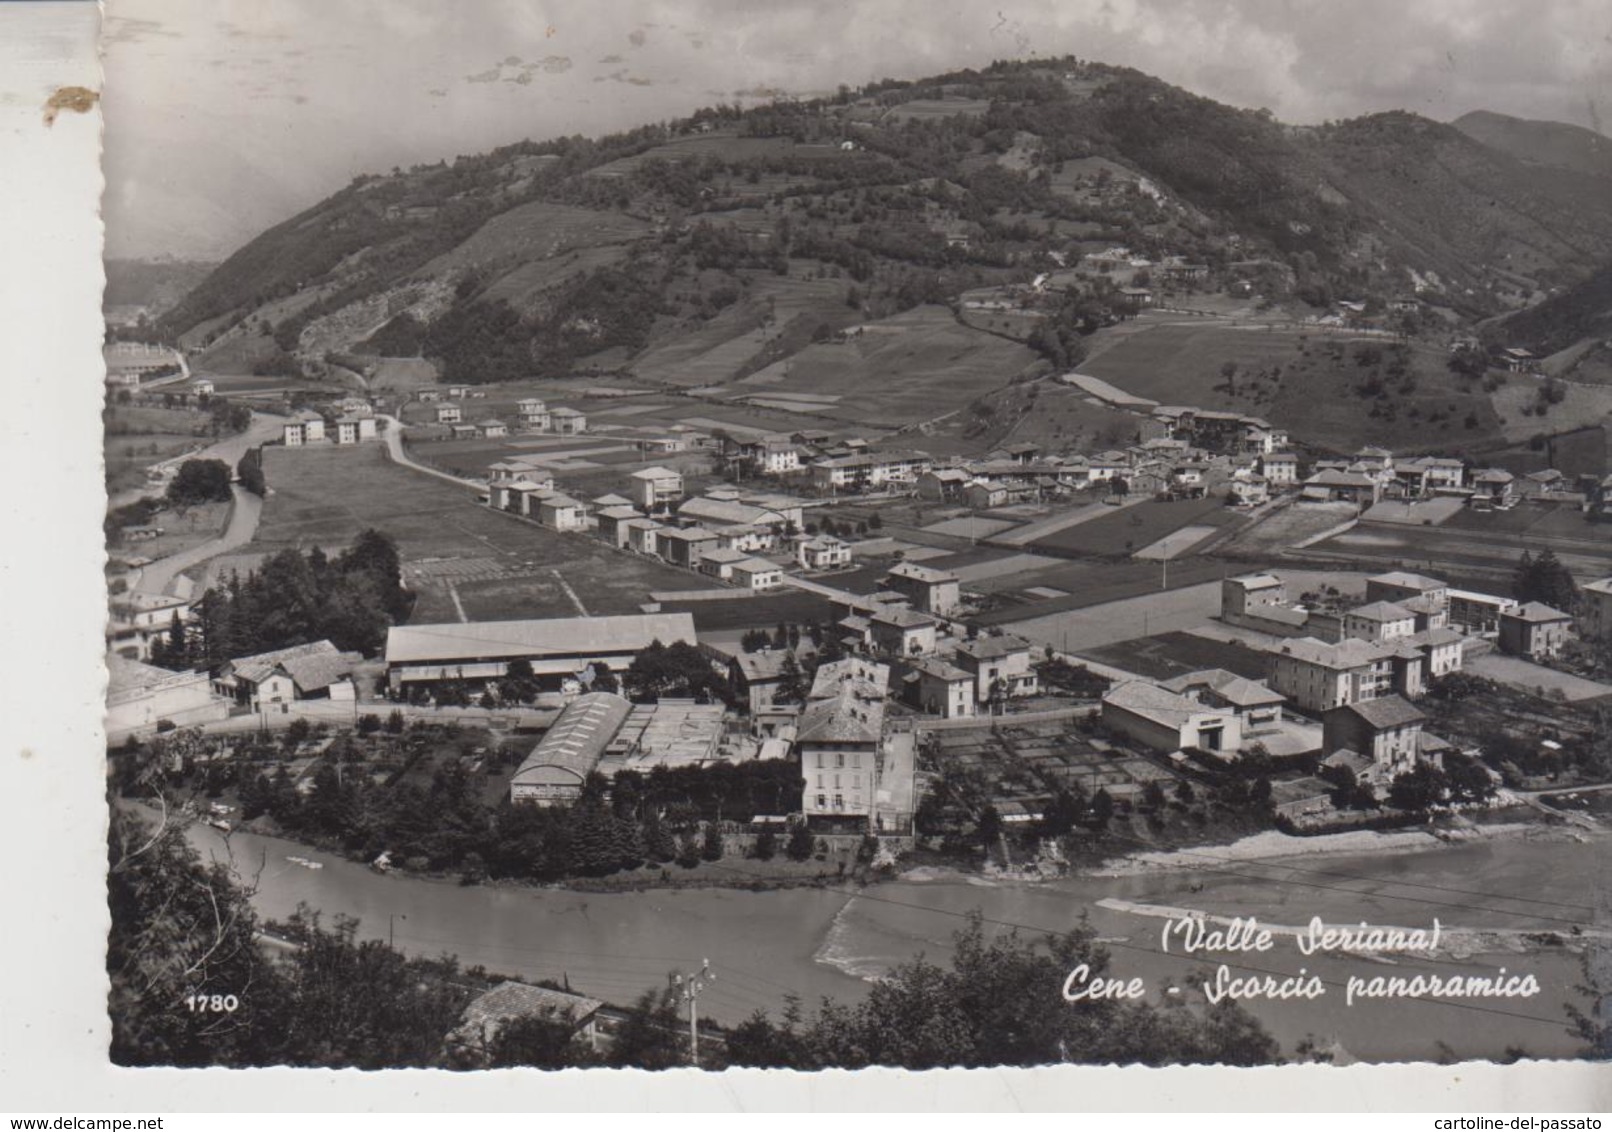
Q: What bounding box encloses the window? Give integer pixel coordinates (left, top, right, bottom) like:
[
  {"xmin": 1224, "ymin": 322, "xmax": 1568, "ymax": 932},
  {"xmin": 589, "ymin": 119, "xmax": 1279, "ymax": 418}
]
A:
[
  {"xmin": 834, "ymin": 774, "xmax": 841, "ymax": 789},
  {"xmin": 817, "ymin": 753, "xmax": 825, "ymax": 768},
  {"xmin": 816, "ymin": 774, "xmax": 823, "ymax": 788},
  {"xmin": 836, "ymin": 753, "xmax": 845, "ymax": 769},
  {"xmin": 833, "ymin": 794, "xmax": 844, "ymax": 811},
  {"xmin": 853, "ymin": 754, "xmax": 861, "ymax": 769},
  {"xmin": 816, "ymin": 794, "xmax": 826, "ymax": 809}
]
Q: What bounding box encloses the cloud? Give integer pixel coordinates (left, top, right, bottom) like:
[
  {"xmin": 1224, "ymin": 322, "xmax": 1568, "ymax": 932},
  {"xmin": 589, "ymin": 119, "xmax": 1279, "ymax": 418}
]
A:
[{"xmin": 100, "ymin": 0, "xmax": 1612, "ymax": 259}]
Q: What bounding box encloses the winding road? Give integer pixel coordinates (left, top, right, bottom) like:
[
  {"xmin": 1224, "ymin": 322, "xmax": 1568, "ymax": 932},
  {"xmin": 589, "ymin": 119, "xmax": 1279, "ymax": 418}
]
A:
[{"xmin": 124, "ymin": 411, "xmax": 285, "ymax": 597}]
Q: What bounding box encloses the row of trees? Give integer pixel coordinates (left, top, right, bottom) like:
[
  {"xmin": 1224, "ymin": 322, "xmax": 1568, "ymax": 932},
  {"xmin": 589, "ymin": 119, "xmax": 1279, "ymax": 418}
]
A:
[
  {"xmin": 227, "ymin": 752, "xmax": 807, "ymax": 881},
  {"xmin": 150, "ymin": 529, "xmax": 412, "ymax": 670}
]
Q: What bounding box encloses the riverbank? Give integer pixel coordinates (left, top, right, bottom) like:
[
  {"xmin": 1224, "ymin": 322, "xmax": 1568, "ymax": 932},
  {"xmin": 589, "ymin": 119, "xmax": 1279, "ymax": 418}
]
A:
[{"xmin": 1084, "ymin": 816, "xmax": 1591, "ymax": 878}]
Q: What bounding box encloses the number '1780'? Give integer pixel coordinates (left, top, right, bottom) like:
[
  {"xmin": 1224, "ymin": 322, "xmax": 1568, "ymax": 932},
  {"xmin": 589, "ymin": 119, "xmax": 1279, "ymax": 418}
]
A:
[{"xmin": 184, "ymin": 993, "xmax": 239, "ymax": 1013}]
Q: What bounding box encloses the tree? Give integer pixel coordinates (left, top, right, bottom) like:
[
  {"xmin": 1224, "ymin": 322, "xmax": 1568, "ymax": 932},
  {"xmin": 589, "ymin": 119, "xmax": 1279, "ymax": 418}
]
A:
[
  {"xmin": 1089, "ymin": 788, "xmax": 1114, "ymax": 828},
  {"xmin": 976, "ymin": 804, "xmax": 1002, "ymax": 844},
  {"xmin": 786, "ymin": 821, "xmax": 814, "ymax": 861},
  {"xmin": 482, "ymin": 1009, "xmax": 595, "ymax": 1069},
  {"xmin": 775, "ymin": 650, "xmax": 807, "ymax": 706},
  {"xmin": 608, "ymin": 986, "xmax": 687, "ymax": 1069},
  {"xmin": 753, "ymin": 826, "xmax": 778, "ymax": 860},
  {"xmin": 1388, "ymin": 762, "xmax": 1449, "ymax": 812},
  {"xmin": 700, "ymin": 823, "xmax": 725, "ymax": 862},
  {"xmin": 236, "ymin": 446, "xmax": 266, "ymax": 497},
  {"xmin": 1039, "ymin": 790, "xmax": 1081, "ymax": 836},
  {"xmin": 1512, "ymin": 548, "xmax": 1577, "ymax": 611},
  {"xmin": 725, "ymin": 913, "xmax": 1280, "ymax": 1069},
  {"xmin": 166, "ymin": 459, "xmax": 233, "ymax": 507},
  {"xmin": 107, "ymin": 809, "xmax": 279, "ymax": 1066}
]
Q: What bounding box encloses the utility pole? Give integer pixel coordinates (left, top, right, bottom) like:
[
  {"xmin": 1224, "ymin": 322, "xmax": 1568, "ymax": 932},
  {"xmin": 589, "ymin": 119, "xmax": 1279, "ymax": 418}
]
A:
[{"xmin": 673, "ymin": 959, "xmax": 716, "ymax": 1067}]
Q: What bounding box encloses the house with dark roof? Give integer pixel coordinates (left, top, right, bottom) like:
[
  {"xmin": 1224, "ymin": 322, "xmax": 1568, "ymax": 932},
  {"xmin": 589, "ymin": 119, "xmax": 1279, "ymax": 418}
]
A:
[
  {"xmin": 883, "ymin": 561, "xmax": 961, "ymax": 616},
  {"xmin": 1365, "ymin": 572, "xmax": 1449, "ymax": 610},
  {"xmin": 902, "ymin": 656, "xmax": 976, "ymax": 719},
  {"xmin": 1321, "ymin": 696, "xmax": 1428, "ymax": 782},
  {"xmin": 799, "ymin": 659, "xmax": 888, "ymax": 823},
  {"xmin": 1498, "ymin": 602, "xmax": 1573, "ymax": 660},
  {"xmin": 1341, "ymin": 601, "xmax": 1417, "ymax": 644},
  {"xmin": 447, "ymin": 981, "xmax": 604, "ymax": 1065},
  {"xmin": 212, "ymin": 640, "xmax": 360, "ymax": 712},
  {"xmin": 953, "ymin": 633, "xmax": 1038, "ymax": 702},
  {"xmin": 868, "ymin": 604, "xmax": 940, "ymax": 658}
]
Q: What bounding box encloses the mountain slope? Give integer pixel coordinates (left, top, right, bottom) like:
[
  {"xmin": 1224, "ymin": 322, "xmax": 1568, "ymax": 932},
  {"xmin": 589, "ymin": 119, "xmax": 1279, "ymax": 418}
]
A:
[
  {"xmin": 1453, "ymin": 110, "xmax": 1612, "ymax": 181},
  {"xmin": 161, "ymin": 59, "xmax": 1612, "ymax": 404}
]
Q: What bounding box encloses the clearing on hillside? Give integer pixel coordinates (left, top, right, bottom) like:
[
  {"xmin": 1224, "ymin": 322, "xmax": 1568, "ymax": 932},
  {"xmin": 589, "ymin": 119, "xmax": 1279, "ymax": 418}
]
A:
[
  {"xmin": 736, "ymin": 304, "xmax": 1044, "ymax": 426},
  {"xmin": 1078, "ymin": 317, "xmax": 1504, "ymax": 453}
]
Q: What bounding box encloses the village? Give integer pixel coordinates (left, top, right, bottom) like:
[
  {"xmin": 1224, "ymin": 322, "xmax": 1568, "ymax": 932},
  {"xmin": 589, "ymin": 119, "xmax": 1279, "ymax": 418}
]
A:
[{"xmin": 104, "ymin": 330, "xmax": 1612, "ymax": 871}]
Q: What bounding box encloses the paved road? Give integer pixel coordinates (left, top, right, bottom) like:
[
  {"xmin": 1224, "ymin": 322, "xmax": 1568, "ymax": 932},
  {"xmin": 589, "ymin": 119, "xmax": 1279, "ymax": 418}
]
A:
[
  {"xmin": 377, "ymin": 415, "xmax": 485, "ymax": 490},
  {"xmin": 134, "ymin": 484, "xmax": 263, "ymax": 597}
]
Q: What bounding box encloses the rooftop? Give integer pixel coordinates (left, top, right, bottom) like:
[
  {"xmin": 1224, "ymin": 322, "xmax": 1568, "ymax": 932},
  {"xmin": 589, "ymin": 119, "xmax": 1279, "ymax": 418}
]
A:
[
  {"xmin": 1504, "ymin": 602, "xmax": 1572, "ymax": 623},
  {"xmin": 1347, "ymin": 601, "xmax": 1415, "ymax": 623},
  {"xmin": 1104, "ymin": 681, "xmax": 1231, "ymax": 730},
  {"xmin": 1275, "ymin": 637, "xmax": 1394, "ymax": 670},
  {"xmin": 1333, "ymin": 695, "xmax": 1426, "ymax": 731},
  {"xmin": 228, "ymin": 640, "xmax": 356, "ymax": 693},
  {"xmin": 453, "ymin": 981, "xmax": 603, "ymax": 1049},
  {"xmin": 1368, "ymin": 571, "xmax": 1447, "ymax": 592},
  {"xmin": 886, "ymin": 561, "xmax": 960, "ymax": 586},
  {"xmin": 1161, "ymin": 668, "xmax": 1285, "ymax": 708},
  {"xmin": 510, "ymin": 692, "xmax": 632, "ymax": 789},
  {"xmin": 954, "ymin": 634, "xmax": 1032, "ymax": 662},
  {"xmin": 631, "ymin": 466, "xmax": 682, "ymax": 481},
  {"xmin": 387, "ymin": 613, "xmax": 696, "ymax": 666}
]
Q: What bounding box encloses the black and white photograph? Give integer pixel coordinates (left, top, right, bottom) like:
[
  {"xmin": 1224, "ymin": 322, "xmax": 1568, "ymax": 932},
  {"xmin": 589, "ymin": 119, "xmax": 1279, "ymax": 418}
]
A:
[{"xmin": 11, "ymin": 0, "xmax": 1612, "ymax": 1109}]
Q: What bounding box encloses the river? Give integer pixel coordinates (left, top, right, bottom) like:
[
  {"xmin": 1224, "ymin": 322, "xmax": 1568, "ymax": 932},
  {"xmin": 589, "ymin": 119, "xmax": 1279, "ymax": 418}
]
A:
[{"xmin": 182, "ymin": 821, "xmax": 1606, "ymax": 1064}]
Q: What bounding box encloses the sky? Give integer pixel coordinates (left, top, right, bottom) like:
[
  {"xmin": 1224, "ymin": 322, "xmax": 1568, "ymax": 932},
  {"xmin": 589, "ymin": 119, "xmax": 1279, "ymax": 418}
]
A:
[{"xmin": 101, "ymin": 0, "xmax": 1612, "ymax": 260}]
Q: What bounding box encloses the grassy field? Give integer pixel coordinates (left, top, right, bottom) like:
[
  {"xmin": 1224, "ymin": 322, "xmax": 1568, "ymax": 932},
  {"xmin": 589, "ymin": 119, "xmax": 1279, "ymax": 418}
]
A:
[
  {"xmin": 1438, "ymin": 500, "xmax": 1608, "ymax": 539},
  {"xmin": 1029, "ymin": 494, "xmax": 1235, "ymax": 557},
  {"xmin": 735, "ymin": 304, "xmax": 1044, "ymax": 426},
  {"xmin": 253, "ymin": 445, "xmax": 705, "ymax": 623},
  {"xmin": 114, "ymin": 501, "xmax": 233, "ymax": 561},
  {"xmin": 1079, "ymin": 631, "xmax": 1272, "ymax": 682},
  {"xmin": 104, "ymin": 433, "xmax": 199, "ymax": 494},
  {"xmin": 1079, "ymin": 317, "xmax": 1505, "ymax": 453}
]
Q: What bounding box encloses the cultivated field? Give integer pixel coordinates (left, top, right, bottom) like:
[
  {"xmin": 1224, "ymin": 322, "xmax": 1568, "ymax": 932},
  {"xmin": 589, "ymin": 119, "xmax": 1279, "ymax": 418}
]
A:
[
  {"xmin": 1029, "ymin": 494, "xmax": 1236, "ymax": 557},
  {"xmin": 253, "ymin": 445, "xmax": 705, "ymax": 623}
]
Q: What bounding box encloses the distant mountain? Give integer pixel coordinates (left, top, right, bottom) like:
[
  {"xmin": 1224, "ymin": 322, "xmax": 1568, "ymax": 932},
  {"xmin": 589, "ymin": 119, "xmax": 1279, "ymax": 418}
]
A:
[
  {"xmin": 160, "ymin": 60, "xmax": 1612, "ymax": 396},
  {"xmin": 103, "ymin": 258, "xmax": 217, "ymax": 317},
  {"xmin": 1452, "ymin": 110, "xmax": 1612, "ymax": 181}
]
